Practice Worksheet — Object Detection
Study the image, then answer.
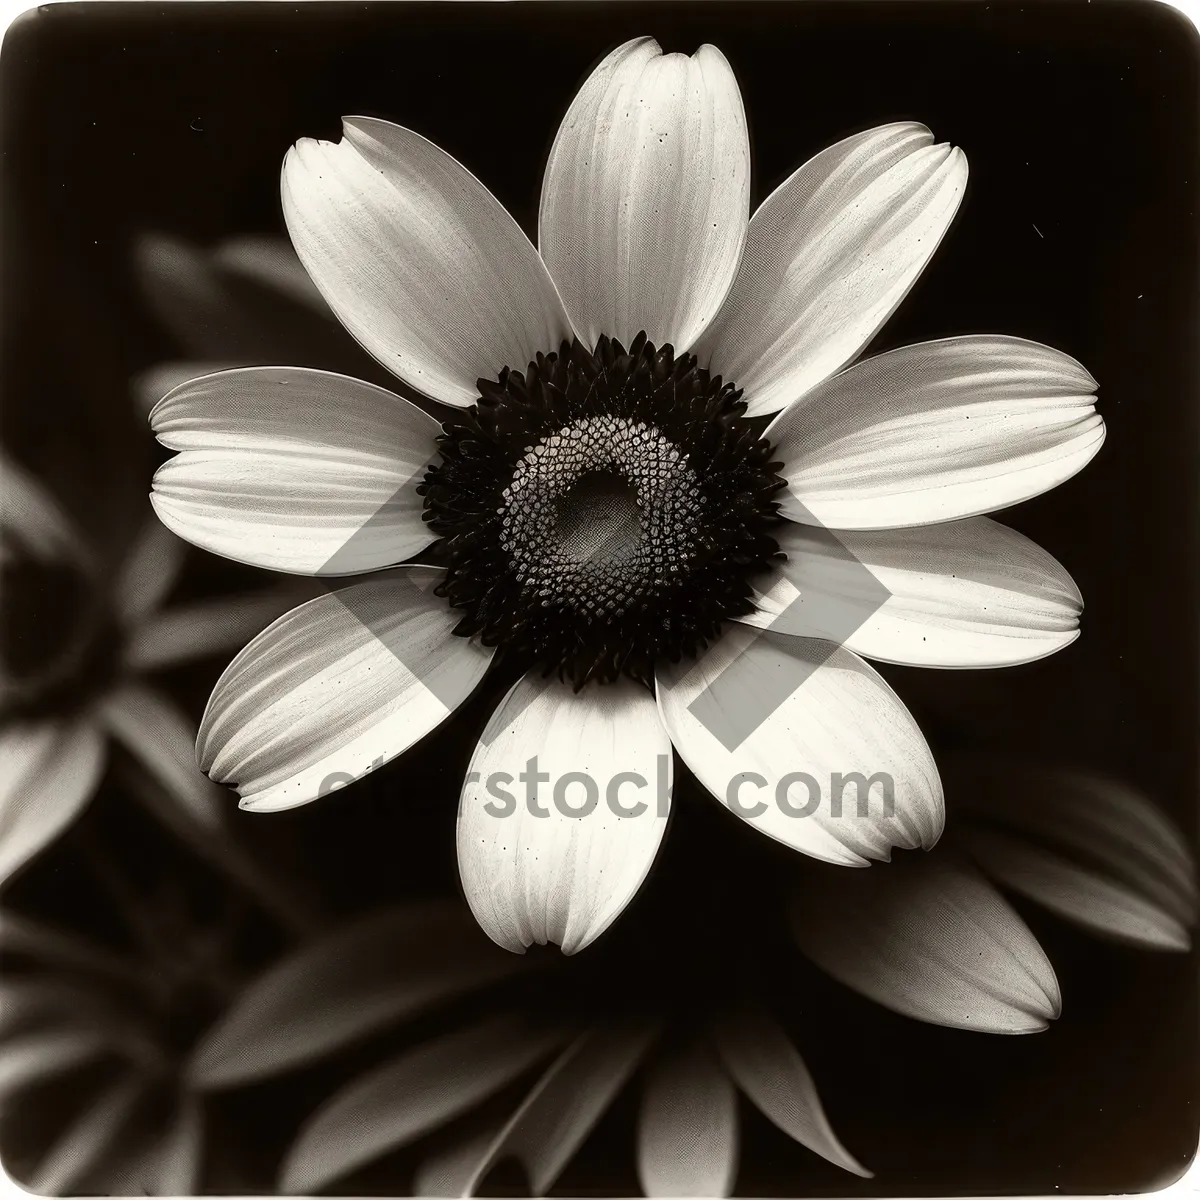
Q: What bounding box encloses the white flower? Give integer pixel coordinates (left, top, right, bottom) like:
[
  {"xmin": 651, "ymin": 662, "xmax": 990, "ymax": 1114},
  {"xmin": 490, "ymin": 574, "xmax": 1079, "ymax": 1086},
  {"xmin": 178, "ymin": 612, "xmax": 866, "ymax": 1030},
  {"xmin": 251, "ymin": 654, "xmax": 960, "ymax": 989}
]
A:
[{"xmin": 150, "ymin": 37, "xmax": 1103, "ymax": 954}]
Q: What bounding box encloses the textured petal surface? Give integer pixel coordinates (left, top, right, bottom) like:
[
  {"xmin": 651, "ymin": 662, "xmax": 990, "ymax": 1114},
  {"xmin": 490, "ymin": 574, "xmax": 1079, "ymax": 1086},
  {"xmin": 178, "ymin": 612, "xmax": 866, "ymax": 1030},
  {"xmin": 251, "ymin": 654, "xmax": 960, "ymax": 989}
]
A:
[
  {"xmin": 99, "ymin": 684, "xmax": 225, "ymax": 831},
  {"xmin": 189, "ymin": 902, "xmax": 524, "ymax": 1088},
  {"xmin": 458, "ymin": 674, "xmax": 671, "ymax": 954},
  {"xmin": 0, "ymin": 720, "xmax": 106, "ymax": 884},
  {"xmin": 283, "ymin": 117, "xmax": 572, "ymax": 406},
  {"xmin": 742, "ymin": 516, "xmax": 1082, "ymax": 667},
  {"xmin": 198, "ymin": 569, "xmax": 493, "ymax": 811},
  {"xmin": 791, "ymin": 852, "xmax": 1061, "ymax": 1033},
  {"xmin": 151, "ymin": 366, "xmax": 437, "ymax": 575},
  {"xmin": 656, "ymin": 628, "xmax": 941, "ymax": 866},
  {"xmin": 954, "ymin": 761, "xmax": 1197, "ymax": 950},
  {"xmin": 280, "ymin": 1013, "xmax": 570, "ymax": 1193},
  {"xmin": 539, "ymin": 37, "xmax": 749, "ymax": 351},
  {"xmin": 638, "ymin": 1038, "xmax": 739, "ymax": 1196},
  {"xmin": 695, "ymin": 123, "xmax": 967, "ymax": 416},
  {"xmin": 711, "ymin": 1006, "xmax": 869, "ymax": 1176},
  {"xmin": 768, "ymin": 336, "xmax": 1103, "ymax": 528}
]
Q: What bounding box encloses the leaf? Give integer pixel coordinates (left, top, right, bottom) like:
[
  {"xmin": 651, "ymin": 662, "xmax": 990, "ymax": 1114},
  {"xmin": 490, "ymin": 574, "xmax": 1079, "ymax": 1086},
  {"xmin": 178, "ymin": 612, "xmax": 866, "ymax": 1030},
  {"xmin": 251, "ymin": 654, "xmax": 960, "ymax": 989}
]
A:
[
  {"xmin": 280, "ymin": 1012, "xmax": 570, "ymax": 1192},
  {"xmin": 188, "ymin": 902, "xmax": 525, "ymax": 1088}
]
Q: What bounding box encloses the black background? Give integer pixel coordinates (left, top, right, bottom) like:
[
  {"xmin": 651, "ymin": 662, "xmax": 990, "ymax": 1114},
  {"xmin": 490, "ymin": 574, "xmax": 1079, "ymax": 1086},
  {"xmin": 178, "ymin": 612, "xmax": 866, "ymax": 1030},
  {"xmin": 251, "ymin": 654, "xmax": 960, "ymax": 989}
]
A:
[{"xmin": 1, "ymin": 1, "xmax": 1198, "ymax": 1194}]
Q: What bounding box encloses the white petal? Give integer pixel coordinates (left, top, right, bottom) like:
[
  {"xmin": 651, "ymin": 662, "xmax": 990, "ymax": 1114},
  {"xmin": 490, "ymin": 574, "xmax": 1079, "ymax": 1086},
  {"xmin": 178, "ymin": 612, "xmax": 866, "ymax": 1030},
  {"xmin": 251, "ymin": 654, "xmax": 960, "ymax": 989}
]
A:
[
  {"xmin": 0, "ymin": 720, "xmax": 106, "ymax": 884},
  {"xmin": 655, "ymin": 628, "xmax": 941, "ymax": 866},
  {"xmin": 133, "ymin": 361, "xmax": 242, "ymax": 416},
  {"xmin": 283, "ymin": 117, "xmax": 572, "ymax": 406},
  {"xmin": 954, "ymin": 761, "xmax": 1196, "ymax": 950},
  {"xmin": 98, "ymin": 684, "xmax": 226, "ymax": 831},
  {"xmin": 457, "ymin": 673, "xmax": 672, "ymax": 954},
  {"xmin": 791, "ymin": 852, "xmax": 1061, "ymax": 1033},
  {"xmin": 638, "ymin": 1039, "xmax": 739, "ymax": 1196},
  {"xmin": 768, "ymin": 336, "xmax": 1104, "ymax": 528},
  {"xmin": 539, "ymin": 37, "xmax": 749, "ymax": 351},
  {"xmin": 694, "ymin": 123, "xmax": 967, "ymax": 416},
  {"xmin": 742, "ymin": 516, "xmax": 1082, "ymax": 667},
  {"xmin": 711, "ymin": 1006, "xmax": 869, "ymax": 1176},
  {"xmin": 279, "ymin": 1012, "xmax": 570, "ymax": 1194},
  {"xmin": 198, "ymin": 569, "xmax": 493, "ymax": 811},
  {"xmin": 151, "ymin": 366, "xmax": 437, "ymax": 575}
]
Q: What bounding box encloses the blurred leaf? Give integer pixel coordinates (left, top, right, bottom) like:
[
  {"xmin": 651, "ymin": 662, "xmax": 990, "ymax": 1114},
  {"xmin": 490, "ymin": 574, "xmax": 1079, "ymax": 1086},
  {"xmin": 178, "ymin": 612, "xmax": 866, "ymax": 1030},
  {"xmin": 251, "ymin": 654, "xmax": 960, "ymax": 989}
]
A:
[
  {"xmin": 125, "ymin": 581, "xmax": 321, "ymax": 672},
  {"xmin": 413, "ymin": 1111, "xmax": 508, "ymax": 1198},
  {"xmin": 113, "ymin": 517, "xmax": 187, "ymax": 628},
  {"xmin": 0, "ymin": 1029, "xmax": 115, "ymax": 1103},
  {"xmin": 0, "ymin": 911, "xmax": 149, "ymax": 988},
  {"xmin": 638, "ymin": 1037, "xmax": 739, "ymax": 1197},
  {"xmin": 954, "ymin": 761, "xmax": 1197, "ymax": 949},
  {"xmin": 0, "ymin": 719, "xmax": 106, "ymax": 885},
  {"xmin": 456, "ymin": 1020, "xmax": 659, "ymax": 1197},
  {"xmin": 27, "ymin": 1073, "xmax": 149, "ymax": 1195},
  {"xmin": 711, "ymin": 1005, "xmax": 869, "ymax": 1178},
  {"xmin": 187, "ymin": 902, "xmax": 527, "ymax": 1089},
  {"xmin": 98, "ymin": 683, "xmax": 225, "ymax": 831},
  {"xmin": 96, "ymin": 1094, "xmax": 204, "ymax": 1197},
  {"xmin": 280, "ymin": 1011, "xmax": 571, "ymax": 1193}
]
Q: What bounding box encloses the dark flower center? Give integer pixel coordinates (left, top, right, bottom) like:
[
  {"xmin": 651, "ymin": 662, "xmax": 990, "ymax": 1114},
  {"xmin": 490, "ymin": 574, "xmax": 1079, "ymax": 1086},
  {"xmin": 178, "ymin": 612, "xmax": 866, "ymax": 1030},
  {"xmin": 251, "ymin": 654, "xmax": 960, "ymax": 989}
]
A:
[{"xmin": 420, "ymin": 333, "xmax": 785, "ymax": 686}]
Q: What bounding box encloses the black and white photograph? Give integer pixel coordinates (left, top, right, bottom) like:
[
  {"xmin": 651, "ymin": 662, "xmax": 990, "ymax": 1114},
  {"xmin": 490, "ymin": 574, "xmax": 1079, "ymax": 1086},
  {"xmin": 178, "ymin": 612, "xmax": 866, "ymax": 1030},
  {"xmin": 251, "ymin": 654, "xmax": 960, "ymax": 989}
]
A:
[{"xmin": 0, "ymin": 1, "xmax": 1196, "ymax": 1195}]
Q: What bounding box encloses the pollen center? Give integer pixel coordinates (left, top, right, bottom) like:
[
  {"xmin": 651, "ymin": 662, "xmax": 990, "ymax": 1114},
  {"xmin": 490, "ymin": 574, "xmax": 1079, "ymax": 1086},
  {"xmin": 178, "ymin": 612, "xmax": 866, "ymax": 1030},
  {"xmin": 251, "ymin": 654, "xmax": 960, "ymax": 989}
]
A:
[
  {"xmin": 420, "ymin": 333, "xmax": 786, "ymax": 685},
  {"xmin": 499, "ymin": 415, "xmax": 703, "ymax": 617}
]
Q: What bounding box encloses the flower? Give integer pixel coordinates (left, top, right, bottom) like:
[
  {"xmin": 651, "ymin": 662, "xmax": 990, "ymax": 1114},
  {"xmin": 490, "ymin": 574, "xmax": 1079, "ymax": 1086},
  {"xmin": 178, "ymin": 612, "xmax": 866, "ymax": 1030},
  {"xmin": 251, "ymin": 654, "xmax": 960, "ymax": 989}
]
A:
[
  {"xmin": 176, "ymin": 766, "xmax": 1193, "ymax": 1195},
  {"xmin": 0, "ymin": 455, "xmax": 308, "ymax": 886},
  {"xmin": 149, "ymin": 36, "xmax": 1104, "ymax": 954}
]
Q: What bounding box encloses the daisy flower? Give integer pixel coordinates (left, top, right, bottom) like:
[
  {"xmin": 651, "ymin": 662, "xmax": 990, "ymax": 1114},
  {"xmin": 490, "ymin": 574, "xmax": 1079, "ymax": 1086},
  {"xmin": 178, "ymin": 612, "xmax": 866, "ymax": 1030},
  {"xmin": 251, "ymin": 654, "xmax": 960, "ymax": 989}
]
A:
[
  {"xmin": 175, "ymin": 764, "xmax": 1192, "ymax": 1195},
  {"xmin": 0, "ymin": 456, "xmax": 308, "ymax": 901},
  {"xmin": 150, "ymin": 36, "xmax": 1104, "ymax": 954}
]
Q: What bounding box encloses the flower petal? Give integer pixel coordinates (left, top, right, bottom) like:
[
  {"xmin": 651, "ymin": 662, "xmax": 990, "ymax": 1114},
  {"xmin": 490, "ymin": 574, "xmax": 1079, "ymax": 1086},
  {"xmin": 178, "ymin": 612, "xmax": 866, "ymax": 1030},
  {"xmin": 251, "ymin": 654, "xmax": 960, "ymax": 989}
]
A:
[
  {"xmin": 188, "ymin": 902, "xmax": 525, "ymax": 1089},
  {"xmin": 123, "ymin": 582, "xmax": 321, "ymax": 672},
  {"xmin": 655, "ymin": 628, "xmax": 942, "ymax": 867},
  {"xmin": 151, "ymin": 366, "xmax": 437, "ymax": 575},
  {"xmin": 458, "ymin": 674, "xmax": 671, "ymax": 955},
  {"xmin": 953, "ymin": 761, "xmax": 1197, "ymax": 950},
  {"xmin": 742, "ymin": 516, "xmax": 1082, "ymax": 668},
  {"xmin": 0, "ymin": 720, "xmax": 106, "ymax": 884},
  {"xmin": 710, "ymin": 1005, "xmax": 869, "ymax": 1176},
  {"xmin": 198, "ymin": 569, "xmax": 493, "ymax": 812},
  {"xmin": 283, "ymin": 117, "xmax": 572, "ymax": 407},
  {"xmin": 98, "ymin": 684, "xmax": 226, "ymax": 830},
  {"xmin": 279, "ymin": 1012, "xmax": 571, "ymax": 1194},
  {"xmin": 638, "ymin": 1038, "xmax": 739, "ymax": 1197},
  {"xmin": 694, "ymin": 123, "xmax": 967, "ymax": 417},
  {"xmin": 539, "ymin": 37, "xmax": 749, "ymax": 352},
  {"xmin": 790, "ymin": 851, "xmax": 1061, "ymax": 1033},
  {"xmin": 768, "ymin": 336, "xmax": 1103, "ymax": 528}
]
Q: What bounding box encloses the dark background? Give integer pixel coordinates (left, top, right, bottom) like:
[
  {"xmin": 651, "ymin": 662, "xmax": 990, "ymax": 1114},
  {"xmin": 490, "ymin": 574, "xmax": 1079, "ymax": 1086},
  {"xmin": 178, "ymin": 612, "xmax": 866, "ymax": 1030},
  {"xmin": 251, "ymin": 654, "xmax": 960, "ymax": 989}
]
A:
[{"xmin": 1, "ymin": 1, "xmax": 1197, "ymax": 1194}]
